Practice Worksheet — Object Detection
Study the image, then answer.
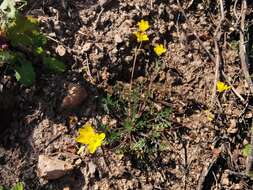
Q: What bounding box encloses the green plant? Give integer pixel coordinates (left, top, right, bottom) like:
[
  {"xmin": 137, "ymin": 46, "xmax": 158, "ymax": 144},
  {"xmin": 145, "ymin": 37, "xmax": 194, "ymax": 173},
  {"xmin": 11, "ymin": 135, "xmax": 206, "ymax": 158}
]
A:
[
  {"xmin": 0, "ymin": 182, "xmax": 24, "ymax": 190},
  {"xmin": 242, "ymin": 144, "xmax": 251, "ymax": 157},
  {"xmin": 100, "ymin": 19, "xmax": 170, "ymax": 161},
  {"xmin": 229, "ymin": 40, "xmax": 239, "ymax": 51},
  {"xmin": 0, "ymin": 0, "xmax": 65, "ymax": 86},
  {"xmin": 101, "ymin": 81, "xmax": 171, "ymax": 158}
]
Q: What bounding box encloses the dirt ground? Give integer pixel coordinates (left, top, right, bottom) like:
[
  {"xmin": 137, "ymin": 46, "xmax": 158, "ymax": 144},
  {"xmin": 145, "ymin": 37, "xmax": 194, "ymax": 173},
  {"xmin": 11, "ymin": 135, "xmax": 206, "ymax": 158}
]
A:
[{"xmin": 1, "ymin": 0, "xmax": 253, "ymax": 189}]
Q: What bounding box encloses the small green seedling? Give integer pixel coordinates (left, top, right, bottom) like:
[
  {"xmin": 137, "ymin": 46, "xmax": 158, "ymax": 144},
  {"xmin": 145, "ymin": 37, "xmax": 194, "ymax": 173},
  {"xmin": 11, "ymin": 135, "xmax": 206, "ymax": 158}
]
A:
[
  {"xmin": 242, "ymin": 144, "xmax": 251, "ymax": 157},
  {"xmin": 0, "ymin": 182, "xmax": 24, "ymax": 190}
]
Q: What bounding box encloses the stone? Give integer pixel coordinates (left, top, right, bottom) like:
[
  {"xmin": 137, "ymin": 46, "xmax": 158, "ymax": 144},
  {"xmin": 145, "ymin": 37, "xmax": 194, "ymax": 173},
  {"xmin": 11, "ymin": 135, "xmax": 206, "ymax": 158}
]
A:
[
  {"xmin": 37, "ymin": 155, "xmax": 74, "ymax": 180},
  {"xmin": 114, "ymin": 34, "xmax": 123, "ymax": 44},
  {"xmin": 60, "ymin": 83, "xmax": 88, "ymax": 110},
  {"xmin": 74, "ymin": 158, "xmax": 82, "ymax": 166},
  {"xmin": 227, "ymin": 119, "xmax": 238, "ymax": 134},
  {"xmin": 82, "ymin": 43, "xmax": 93, "ymax": 52},
  {"xmin": 227, "ymin": 127, "xmax": 238, "ymax": 134},
  {"xmin": 56, "ymin": 45, "xmax": 66, "ymax": 56}
]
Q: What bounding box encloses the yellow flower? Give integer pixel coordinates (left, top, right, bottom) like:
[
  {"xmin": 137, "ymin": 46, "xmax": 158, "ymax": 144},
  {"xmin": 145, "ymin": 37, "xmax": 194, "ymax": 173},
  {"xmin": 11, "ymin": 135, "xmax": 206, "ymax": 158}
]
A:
[
  {"xmin": 76, "ymin": 123, "xmax": 105, "ymax": 154},
  {"xmin": 134, "ymin": 31, "xmax": 149, "ymax": 42},
  {"xmin": 137, "ymin": 19, "xmax": 150, "ymax": 32},
  {"xmin": 154, "ymin": 44, "xmax": 166, "ymax": 56},
  {"xmin": 216, "ymin": 81, "xmax": 231, "ymax": 93}
]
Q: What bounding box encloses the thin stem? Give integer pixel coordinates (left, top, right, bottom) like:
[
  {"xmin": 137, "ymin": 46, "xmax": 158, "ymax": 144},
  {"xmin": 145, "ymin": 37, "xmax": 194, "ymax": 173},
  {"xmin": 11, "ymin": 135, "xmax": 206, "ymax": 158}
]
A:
[{"xmin": 128, "ymin": 42, "xmax": 142, "ymax": 118}]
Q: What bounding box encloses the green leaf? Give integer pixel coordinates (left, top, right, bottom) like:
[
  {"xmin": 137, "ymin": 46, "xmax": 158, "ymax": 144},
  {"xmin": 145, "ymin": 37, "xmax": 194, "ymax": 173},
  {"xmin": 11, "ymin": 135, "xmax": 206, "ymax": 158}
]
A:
[
  {"xmin": 14, "ymin": 61, "xmax": 35, "ymax": 86},
  {"xmin": 9, "ymin": 33, "xmax": 33, "ymax": 47},
  {"xmin": 0, "ymin": 185, "xmax": 4, "ymax": 190},
  {"xmin": 31, "ymin": 30, "xmax": 47, "ymax": 47},
  {"xmin": 242, "ymin": 144, "xmax": 251, "ymax": 157},
  {"xmin": 43, "ymin": 56, "xmax": 65, "ymax": 73},
  {"xmin": 229, "ymin": 40, "xmax": 239, "ymax": 51},
  {"xmin": 0, "ymin": 0, "xmax": 16, "ymax": 20},
  {"xmin": 9, "ymin": 14, "xmax": 38, "ymax": 33},
  {"xmin": 0, "ymin": 51, "xmax": 16, "ymax": 64},
  {"xmin": 6, "ymin": 14, "xmax": 46, "ymax": 50},
  {"xmin": 11, "ymin": 182, "xmax": 24, "ymax": 190},
  {"xmin": 35, "ymin": 47, "xmax": 44, "ymax": 54},
  {"xmin": 123, "ymin": 118, "xmax": 134, "ymax": 132},
  {"xmin": 131, "ymin": 138, "xmax": 146, "ymax": 152},
  {"xmin": 109, "ymin": 131, "xmax": 121, "ymax": 142}
]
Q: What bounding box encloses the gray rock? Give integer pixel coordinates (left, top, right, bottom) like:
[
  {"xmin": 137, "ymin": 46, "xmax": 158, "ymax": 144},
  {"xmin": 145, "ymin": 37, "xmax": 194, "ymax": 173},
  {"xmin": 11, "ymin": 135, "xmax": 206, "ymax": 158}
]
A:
[{"xmin": 37, "ymin": 155, "xmax": 74, "ymax": 180}]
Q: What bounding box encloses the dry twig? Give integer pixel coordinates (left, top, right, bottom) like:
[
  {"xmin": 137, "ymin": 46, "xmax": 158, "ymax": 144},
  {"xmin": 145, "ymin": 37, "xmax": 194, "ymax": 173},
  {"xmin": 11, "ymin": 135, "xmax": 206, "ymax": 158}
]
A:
[
  {"xmin": 211, "ymin": 40, "xmax": 222, "ymax": 108},
  {"xmin": 210, "ymin": 0, "xmax": 225, "ymax": 108},
  {"xmin": 197, "ymin": 146, "xmax": 227, "ymax": 190},
  {"xmin": 239, "ymin": 0, "xmax": 253, "ymax": 177},
  {"xmin": 176, "ymin": 0, "xmax": 224, "ymax": 108},
  {"xmin": 222, "ymin": 71, "xmax": 246, "ymax": 103},
  {"xmin": 239, "ymin": 0, "xmax": 253, "ymax": 94},
  {"xmin": 128, "ymin": 42, "xmax": 142, "ymax": 118}
]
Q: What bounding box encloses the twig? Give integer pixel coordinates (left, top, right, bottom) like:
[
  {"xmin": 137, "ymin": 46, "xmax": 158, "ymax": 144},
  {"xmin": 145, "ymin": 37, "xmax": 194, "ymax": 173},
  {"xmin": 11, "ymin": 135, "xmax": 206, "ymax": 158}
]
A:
[
  {"xmin": 239, "ymin": 0, "xmax": 253, "ymax": 176},
  {"xmin": 211, "ymin": 40, "xmax": 222, "ymax": 108},
  {"xmin": 42, "ymin": 133, "xmax": 62, "ymax": 152},
  {"xmin": 239, "ymin": 0, "xmax": 253, "ymax": 94},
  {"xmin": 45, "ymin": 35, "xmax": 61, "ymax": 44},
  {"xmin": 176, "ymin": 14, "xmax": 185, "ymax": 49},
  {"xmin": 177, "ymin": 0, "xmax": 224, "ymax": 108},
  {"xmin": 210, "ymin": 0, "xmax": 225, "ymax": 108},
  {"xmin": 233, "ymin": 0, "xmax": 241, "ymax": 27},
  {"xmin": 239, "ymin": 100, "xmax": 249, "ymax": 119},
  {"xmin": 222, "ymin": 71, "xmax": 246, "ymax": 103},
  {"xmin": 226, "ymin": 170, "xmax": 249, "ymax": 179},
  {"xmin": 128, "ymin": 42, "xmax": 142, "ymax": 117},
  {"xmin": 197, "ymin": 146, "xmax": 227, "ymax": 190},
  {"xmin": 45, "ymin": 35, "xmax": 74, "ymax": 54},
  {"xmin": 101, "ymin": 147, "xmax": 112, "ymax": 173},
  {"xmin": 94, "ymin": 7, "xmax": 105, "ymax": 29},
  {"xmin": 183, "ymin": 140, "xmax": 188, "ymax": 190},
  {"xmin": 186, "ymin": 0, "xmax": 195, "ymax": 9},
  {"xmin": 82, "ymin": 56, "xmax": 94, "ymax": 81}
]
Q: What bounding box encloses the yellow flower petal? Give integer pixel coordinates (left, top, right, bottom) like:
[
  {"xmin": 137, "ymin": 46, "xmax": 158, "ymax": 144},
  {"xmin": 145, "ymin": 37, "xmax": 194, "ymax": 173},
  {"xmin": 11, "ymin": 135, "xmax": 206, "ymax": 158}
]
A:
[
  {"xmin": 87, "ymin": 143, "xmax": 97, "ymax": 154},
  {"xmin": 134, "ymin": 31, "xmax": 149, "ymax": 42},
  {"xmin": 75, "ymin": 123, "xmax": 106, "ymax": 154},
  {"xmin": 79, "ymin": 123, "xmax": 95, "ymax": 134},
  {"xmin": 154, "ymin": 44, "xmax": 166, "ymax": 56},
  {"xmin": 216, "ymin": 81, "xmax": 231, "ymax": 93},
  {"xmin": 75, "ymin": 123, "xmax": 96, "ymax": 144},
  {"xmin": 86, "ymin": 133, "xmax": 105, "ymax": 153},
  {"xmin": 76, "ymin": 135, "xmax": 91, "ymax": 144},
  {"xmin": 137, "ymin": 19, "xmax": 150, "ymax": 32},
  {"xmin": 97, "ymin": 133, "xmax": 106, "ymax": 141}
]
